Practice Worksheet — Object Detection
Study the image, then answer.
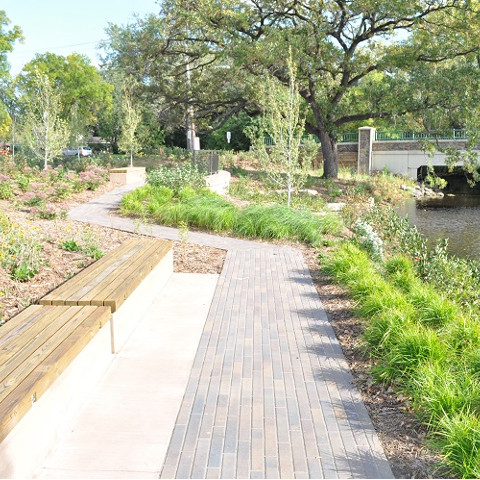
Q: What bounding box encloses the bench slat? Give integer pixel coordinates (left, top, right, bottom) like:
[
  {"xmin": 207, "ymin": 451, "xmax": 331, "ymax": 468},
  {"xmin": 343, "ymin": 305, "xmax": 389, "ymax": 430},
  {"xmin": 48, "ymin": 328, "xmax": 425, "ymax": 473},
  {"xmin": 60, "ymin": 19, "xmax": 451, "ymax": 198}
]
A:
[
  {"xmin": 57, "ymin": 241, "xmax": 149, "ymax": 306},
  {"xmin": 0, "ymin": 307, "xmax": 70, "ymax": 373},
  {"xmin": 71, "ymin": 240, "xmax": 160, "ymax": 306},
  {"xmin": 40, "ymin": 239, "xmax": 172, "ymax": 313},
  {"xmin": 81, "ymin": 241, "xmax": 166, "ymax": 311},
  {"xmin": 101, "ymin": 243, "xmax": 172, "ymax": 311},
  {"xmin": 0, "ymin": 305, "xmax": 45, "ymax": 347}
]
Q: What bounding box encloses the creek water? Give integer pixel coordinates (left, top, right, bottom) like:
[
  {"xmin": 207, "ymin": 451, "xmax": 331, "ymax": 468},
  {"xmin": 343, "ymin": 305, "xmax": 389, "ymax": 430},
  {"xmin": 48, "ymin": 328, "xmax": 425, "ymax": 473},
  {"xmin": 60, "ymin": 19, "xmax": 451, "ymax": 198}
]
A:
[{"xmin": 396, "ymin": 195, "xmax": 480, "ymax": 260}]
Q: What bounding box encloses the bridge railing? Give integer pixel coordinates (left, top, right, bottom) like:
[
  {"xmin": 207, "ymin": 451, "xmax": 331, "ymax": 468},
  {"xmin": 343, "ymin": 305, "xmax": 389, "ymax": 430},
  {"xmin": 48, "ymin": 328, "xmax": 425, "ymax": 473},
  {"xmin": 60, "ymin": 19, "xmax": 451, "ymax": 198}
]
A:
[
  {"xmin": 264, "ymin": 132, "xmax": 358, "ymax": 145},
  {"xmin": 264, "ymin": 129, "xmax": 470, "ymax": 146},
  {"xmin": 375, "ymin": 129, "xmax": 469, "ymax": 141}
]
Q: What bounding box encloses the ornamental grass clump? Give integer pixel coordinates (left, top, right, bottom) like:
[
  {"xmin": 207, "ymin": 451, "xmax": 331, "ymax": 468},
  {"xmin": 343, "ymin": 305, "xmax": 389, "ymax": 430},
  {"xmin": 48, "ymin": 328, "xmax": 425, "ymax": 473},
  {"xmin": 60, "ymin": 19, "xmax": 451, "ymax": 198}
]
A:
[
  {"xmin": 233, "ymin": 202, "xmax": 339, "ymax": 245},
  {"xmin": 362, "ymin": 308, "xmax": 413, "ymax": 356},
  {"xmin": 176, "ymin": 193, "xmax": 237, "ymax": 232},
  {"xmin": 407, "ymin": 362, "xmax": 480, "ymax": 426},
  {"xmin": 434, "ymin": 411, "xmax": 480, "ymax": 479},
  {"xmin": 122, "ymin": 183, "xmax": 341, "ymax": 246},
  {"xmin": 120, "ymin": 185, "xmax": 155, "ymax": 217}
]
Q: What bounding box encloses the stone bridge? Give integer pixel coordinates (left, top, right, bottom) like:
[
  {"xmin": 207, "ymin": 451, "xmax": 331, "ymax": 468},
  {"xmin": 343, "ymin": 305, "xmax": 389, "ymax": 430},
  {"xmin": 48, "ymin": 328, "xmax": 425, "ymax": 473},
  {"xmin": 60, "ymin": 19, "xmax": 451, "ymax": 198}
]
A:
[{"xmin": 322, "ymin": 127, "xmax": 478, "ymax": 180}]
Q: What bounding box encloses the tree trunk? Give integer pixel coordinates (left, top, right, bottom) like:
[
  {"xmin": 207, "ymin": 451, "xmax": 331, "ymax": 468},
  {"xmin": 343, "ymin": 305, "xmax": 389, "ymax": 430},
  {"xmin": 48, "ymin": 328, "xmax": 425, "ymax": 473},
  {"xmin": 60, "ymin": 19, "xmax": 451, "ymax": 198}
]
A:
[{"xmin": 319, "ymin": 129, "xmax": 338, "ymax": 178}]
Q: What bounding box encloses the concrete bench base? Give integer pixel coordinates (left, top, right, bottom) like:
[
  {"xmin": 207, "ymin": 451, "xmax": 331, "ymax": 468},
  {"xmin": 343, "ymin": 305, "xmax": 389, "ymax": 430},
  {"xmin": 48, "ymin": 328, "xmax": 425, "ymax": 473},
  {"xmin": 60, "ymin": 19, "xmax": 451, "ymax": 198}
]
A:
[
  {"xmin": 109, "ymin": 167, "xmax": 146, "ymax": 185},
  {"xmin": 206, "ymin": 170, "xmax": 231, "ymax": 195}
]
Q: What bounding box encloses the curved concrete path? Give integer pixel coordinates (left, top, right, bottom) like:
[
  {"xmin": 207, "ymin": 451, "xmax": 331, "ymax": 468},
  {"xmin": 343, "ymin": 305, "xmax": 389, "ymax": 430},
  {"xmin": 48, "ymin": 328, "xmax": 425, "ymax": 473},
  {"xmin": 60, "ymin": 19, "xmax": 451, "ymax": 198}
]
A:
[{"xmin": 67, "ymin": 183, "xmax": 394, "ymax": 479}]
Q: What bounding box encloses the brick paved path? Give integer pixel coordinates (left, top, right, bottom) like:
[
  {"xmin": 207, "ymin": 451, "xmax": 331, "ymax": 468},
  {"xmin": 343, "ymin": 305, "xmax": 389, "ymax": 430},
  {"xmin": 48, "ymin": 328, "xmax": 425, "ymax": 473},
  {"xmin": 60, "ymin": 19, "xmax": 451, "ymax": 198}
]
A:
[{"xmin": 69, "ymin": 184, "xmax": 394, "ymax": 479}]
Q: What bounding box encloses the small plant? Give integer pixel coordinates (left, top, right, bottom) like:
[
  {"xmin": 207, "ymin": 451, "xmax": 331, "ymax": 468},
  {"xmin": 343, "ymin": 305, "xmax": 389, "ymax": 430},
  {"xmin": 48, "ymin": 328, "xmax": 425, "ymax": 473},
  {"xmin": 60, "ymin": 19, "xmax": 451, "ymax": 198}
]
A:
[
  {"xmin": 0, "ymin": 220, "xmax": 44, "ymax": 283},
  {"xmin": 22, "ymin": 190, "xmax": 48, "ymax": 207},
  {"xmin": 83, "ymin": 244, "xmax": 105, "ymax": 259},
  {"xmin": 51, "ymin": 181, "xmax": 73, "ymax": 200},
  {"xmin": 81, "ymin": 228, "xmax": 105, "ymax": 259},
  {"xmin": 16, "ymin": 174, "xmax": 31, "ymax": 193},
  {"xmin": 35, "ymin": 204, "xmax": 68, "ymax": 220},
  {"xmin": 147, "ymin": 163, "xmax": 206, "ymax": 196},
  {"xmin": 10, "ymin": 261, "xmax": 38, "ymax": 282},
  {"xmin": 177, "ymin": 220, "xmax": 189, "ymax": 263},
  {"xmin": 322, "ymin": 177, "xmax": 343, "ymax": 200},
  {"xmin": 178, "ymin": 220, "xmax": 189, "ymax": 245},
  {"xmin": 61, "ymin": 239, "xmax": 81, "ymax": 251},
  {"xmin": 0, "ymin": 174, "xmax": 14, "ymax": 200},
  {"xmin": 353, "ymin": 219, "xmax": 383, "ymax": 261}
]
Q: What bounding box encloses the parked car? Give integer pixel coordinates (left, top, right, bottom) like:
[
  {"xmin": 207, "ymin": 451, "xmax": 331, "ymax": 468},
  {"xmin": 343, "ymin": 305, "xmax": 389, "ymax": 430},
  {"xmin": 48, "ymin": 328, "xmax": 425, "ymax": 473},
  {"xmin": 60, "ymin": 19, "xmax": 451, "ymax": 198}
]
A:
[{"xmin": 62, "ymin": 146, "xmax": 93, "ymax": 157}]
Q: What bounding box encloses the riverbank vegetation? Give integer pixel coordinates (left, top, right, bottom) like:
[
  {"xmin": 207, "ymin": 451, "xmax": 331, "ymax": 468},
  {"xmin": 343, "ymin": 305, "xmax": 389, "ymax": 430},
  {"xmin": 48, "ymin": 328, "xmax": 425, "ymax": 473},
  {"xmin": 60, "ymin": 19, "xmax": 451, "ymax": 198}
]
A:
[{"xmin": 325, "ymin": 201, "xmax": 480, "ymax": 478}]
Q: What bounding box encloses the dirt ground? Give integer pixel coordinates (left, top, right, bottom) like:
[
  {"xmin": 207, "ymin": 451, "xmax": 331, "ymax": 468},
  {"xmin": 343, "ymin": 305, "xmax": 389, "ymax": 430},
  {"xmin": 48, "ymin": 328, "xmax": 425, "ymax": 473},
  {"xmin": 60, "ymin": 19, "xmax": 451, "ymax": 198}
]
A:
[{"xmin": 0, "ymin": 182, "xmax": 448, "ymax": 478}]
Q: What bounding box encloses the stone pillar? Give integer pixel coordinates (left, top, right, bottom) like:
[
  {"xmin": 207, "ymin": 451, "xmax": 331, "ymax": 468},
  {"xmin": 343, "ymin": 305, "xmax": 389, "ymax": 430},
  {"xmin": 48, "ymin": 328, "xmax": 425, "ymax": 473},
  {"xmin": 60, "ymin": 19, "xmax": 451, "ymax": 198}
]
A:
[{"xmin": 358, "ymin": 127, "xmax": 376, "ymax": 175}]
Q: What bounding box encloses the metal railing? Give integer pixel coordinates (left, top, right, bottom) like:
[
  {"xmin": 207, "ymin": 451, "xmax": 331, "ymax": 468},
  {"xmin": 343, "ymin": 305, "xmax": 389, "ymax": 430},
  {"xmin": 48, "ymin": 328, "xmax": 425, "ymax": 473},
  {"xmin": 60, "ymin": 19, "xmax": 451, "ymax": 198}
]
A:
[
  {"xmin": 264, "ymin": 129, "xmax": 470, "ymax": 146},
  {"xmin": 193, "ymin": 150, "xmax": 220, "ymax": 175},
  {"xmin": 338, "ymin": 132, "xmax": 359, "ymax": 143},
  {"xmin": 375, "ymin": 129, "xmax": 469, "ymax": 141}
]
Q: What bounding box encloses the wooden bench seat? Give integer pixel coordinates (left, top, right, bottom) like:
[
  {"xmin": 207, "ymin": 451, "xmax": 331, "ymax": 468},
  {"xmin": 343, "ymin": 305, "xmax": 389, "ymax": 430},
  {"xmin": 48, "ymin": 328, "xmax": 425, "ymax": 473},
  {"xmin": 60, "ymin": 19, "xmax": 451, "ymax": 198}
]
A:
[
  {"xmin": 40, "ymin": 238, "xmax": 172, "ymax": 312},
  {"xmin": 0, "ymin": 304, "xmax": 111, "ymax": 444}
]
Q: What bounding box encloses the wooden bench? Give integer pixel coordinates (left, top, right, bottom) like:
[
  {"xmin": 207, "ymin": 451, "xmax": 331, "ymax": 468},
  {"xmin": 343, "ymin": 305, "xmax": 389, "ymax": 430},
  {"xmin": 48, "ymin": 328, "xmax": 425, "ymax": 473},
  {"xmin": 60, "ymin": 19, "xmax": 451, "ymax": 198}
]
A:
[
  {"xmin": 0, "ymin": 238, "xmax": 173, "ymax": 478},
  {"xmin": 40, "ymin": 237, "xmax": 173, "ymax": 353},
  {"xmin": 40, "ymin": 238, "xmax": 172, "ymax": 313}
]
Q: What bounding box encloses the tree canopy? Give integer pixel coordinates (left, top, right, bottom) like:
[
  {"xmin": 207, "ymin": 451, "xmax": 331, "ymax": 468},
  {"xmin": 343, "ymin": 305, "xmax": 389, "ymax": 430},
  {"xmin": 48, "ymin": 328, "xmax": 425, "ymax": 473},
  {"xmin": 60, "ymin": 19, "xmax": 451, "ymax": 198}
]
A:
[
  {"xmin": 0, "ymin": 10, "xmax": 23, "ymax": 135},
  {"xmin": 0, "ymin": 10, "xmax": 22, "ymax": 78},
  {"xmin": 103, "ymin": 0, "xmax": 480, "ymax": 177},
  {"xmin": 17, "ymin": 53, "xmax": 114, "ymax": 131}
]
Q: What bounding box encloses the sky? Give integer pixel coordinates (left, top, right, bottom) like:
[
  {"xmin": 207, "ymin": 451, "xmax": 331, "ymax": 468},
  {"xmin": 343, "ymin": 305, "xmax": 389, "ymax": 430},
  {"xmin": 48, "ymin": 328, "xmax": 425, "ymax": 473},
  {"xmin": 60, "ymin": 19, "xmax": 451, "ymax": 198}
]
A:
[{"xmin": 3, "ymin": 0, "xmax": 161, "ymax": 75}]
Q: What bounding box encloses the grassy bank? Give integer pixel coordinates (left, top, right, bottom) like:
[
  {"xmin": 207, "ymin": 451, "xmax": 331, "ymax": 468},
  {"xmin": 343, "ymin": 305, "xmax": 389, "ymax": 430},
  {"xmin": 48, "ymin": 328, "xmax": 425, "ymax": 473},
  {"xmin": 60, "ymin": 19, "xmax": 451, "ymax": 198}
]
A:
[{"xmin": 323, "ymin": 204, "xmax": 480, "ymax": 478}]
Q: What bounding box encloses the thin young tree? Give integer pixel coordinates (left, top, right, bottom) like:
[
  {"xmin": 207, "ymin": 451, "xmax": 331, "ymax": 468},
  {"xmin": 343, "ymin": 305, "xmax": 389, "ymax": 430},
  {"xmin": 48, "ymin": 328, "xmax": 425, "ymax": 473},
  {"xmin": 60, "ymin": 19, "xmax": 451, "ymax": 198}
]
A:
[
  {"xmin": 22, "ymin": 71, "xmax": 69, "ymax": 170},
  {"xmin": 118, "ymin": 82, "xmax": 141, "ymax": 167},
  {"xmin": 249, "ymin": 52, "xmax": 316, "ymax": 208}
]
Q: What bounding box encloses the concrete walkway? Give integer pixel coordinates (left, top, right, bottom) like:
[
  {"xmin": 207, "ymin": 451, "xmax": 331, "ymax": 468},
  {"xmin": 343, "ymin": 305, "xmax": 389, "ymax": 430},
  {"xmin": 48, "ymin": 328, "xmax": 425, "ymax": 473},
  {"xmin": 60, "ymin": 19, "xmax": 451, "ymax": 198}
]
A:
[{"xmin": 63, "ymin": 183, "xmax": 393, "ymax": 479}]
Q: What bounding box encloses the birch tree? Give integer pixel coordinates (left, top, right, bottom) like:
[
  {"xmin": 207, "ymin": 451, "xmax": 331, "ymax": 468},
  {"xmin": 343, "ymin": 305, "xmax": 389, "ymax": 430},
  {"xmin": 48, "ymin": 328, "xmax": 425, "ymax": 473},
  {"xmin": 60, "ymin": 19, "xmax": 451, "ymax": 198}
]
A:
[
  {"xmin": 249, "ymin": 52, "xmax": 316, "ymax": 207},
  {"xmin": 22, "ymin": 71, "xmax": 69, "ymax": 170},
  {"xmin": 118, "ymin": 82, "xmax": 142, "ymax": 167}
]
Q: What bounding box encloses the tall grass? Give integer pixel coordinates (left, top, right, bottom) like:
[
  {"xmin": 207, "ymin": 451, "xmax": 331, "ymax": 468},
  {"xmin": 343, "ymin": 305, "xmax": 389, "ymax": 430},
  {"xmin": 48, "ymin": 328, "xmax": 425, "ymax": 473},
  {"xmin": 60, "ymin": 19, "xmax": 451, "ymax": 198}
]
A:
[
  {"xmin": 236, "ymin": 205, "xmax": 341, "ymax": 245},
  {"xmin": 323, "ymin": 241, "xmax": 480, "ymax": 477},
  {"xmin": 121, "ymin": 187, "xmax": 341, "ymax": 246}
]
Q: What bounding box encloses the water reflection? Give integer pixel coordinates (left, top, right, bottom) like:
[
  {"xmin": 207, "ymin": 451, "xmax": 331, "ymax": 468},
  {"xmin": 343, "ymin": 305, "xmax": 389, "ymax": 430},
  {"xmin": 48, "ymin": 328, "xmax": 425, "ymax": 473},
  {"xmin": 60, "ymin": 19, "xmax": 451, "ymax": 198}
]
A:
[{"xmin": 396, "ymin": 196, "xmax": 480, "ymax": 260}]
